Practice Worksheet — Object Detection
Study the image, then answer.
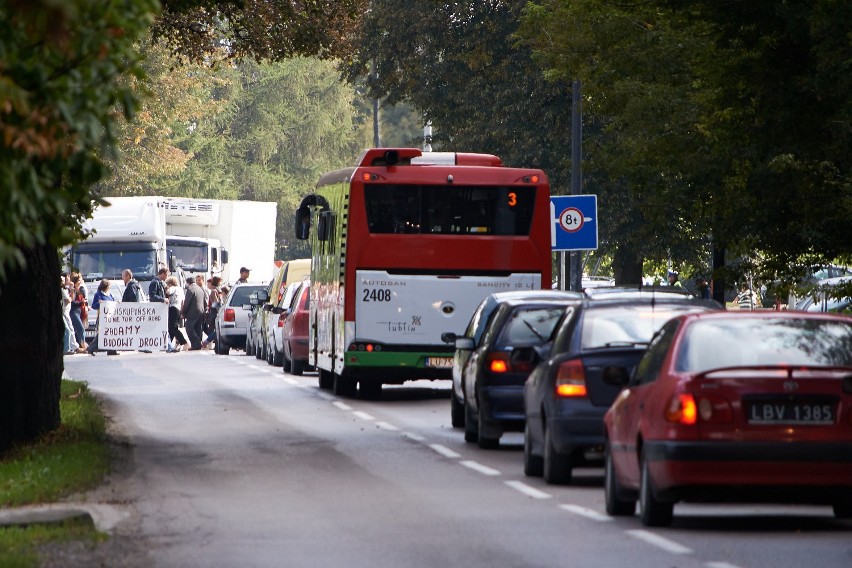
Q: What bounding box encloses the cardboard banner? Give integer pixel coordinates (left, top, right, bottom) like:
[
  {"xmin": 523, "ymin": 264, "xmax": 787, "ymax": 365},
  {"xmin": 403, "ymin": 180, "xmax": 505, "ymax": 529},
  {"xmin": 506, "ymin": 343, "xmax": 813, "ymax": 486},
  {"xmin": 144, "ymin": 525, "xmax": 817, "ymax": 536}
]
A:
[{"xmin": 97, "ymin": 301, "xmax": 169, "ymax": 351}]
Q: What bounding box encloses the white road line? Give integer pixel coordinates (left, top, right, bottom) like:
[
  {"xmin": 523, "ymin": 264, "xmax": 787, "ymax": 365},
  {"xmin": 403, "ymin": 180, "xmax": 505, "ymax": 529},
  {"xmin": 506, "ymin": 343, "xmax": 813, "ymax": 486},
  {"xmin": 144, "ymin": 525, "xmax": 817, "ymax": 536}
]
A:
[
  {"xmin": 706, "ymin": 563, "xmax": 744, "ymax": 568},
  {"xmin": 403, "ymin": 432, "xmax": 426, "ymax": 442},
  {"xmin": 375, "ymin": 421, "xmax": 399, "ymax": 431},
  {"xmin": 626, "ymin": 530, "xmax": 693, "ymax": 555},
  {"xmin": 333, "ymin": 402, "xmax": 353, "ymax": 411},
  {"xmin": 352, "ymin": 411, "xmax": 374, "ymax": 421},
  {"xmin": 460, "ymin": 460, "xmax": 501, "ymax": 476},
  {"xmin": 429, "ymin": 444, "xmax": 461, "ymax": 459},
  {"xmin": 505, "ymin": 481, "xmax": 552, "ymax": 500},
  {"xmin": 559, "ymin": 504, "xmax": 612, "ymax": 522}
]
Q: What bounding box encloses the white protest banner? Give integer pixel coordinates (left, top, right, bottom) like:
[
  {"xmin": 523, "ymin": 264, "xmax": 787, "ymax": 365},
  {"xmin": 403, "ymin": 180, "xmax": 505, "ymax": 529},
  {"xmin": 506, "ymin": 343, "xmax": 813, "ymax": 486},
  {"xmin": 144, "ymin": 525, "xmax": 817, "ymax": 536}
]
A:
[{"xmin": 97, "ymin": 301, "xmax": 169, "ymax": 351}]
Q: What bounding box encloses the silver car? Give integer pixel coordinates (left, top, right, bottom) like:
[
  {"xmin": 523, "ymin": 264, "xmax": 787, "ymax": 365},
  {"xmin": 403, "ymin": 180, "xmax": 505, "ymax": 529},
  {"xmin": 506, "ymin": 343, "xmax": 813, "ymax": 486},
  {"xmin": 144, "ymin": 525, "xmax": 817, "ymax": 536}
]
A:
[{"xmin": 214, "ymin": 283, "xmax": 267, "ymax": 355}]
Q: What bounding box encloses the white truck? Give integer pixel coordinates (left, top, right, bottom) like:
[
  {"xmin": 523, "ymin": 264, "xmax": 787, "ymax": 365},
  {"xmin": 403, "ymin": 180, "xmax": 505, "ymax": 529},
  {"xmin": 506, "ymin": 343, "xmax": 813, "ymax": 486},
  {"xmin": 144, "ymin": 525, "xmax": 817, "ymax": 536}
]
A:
[{"xmin": 68, "ymin": 196, "xmax": 277, "ymax": 306}]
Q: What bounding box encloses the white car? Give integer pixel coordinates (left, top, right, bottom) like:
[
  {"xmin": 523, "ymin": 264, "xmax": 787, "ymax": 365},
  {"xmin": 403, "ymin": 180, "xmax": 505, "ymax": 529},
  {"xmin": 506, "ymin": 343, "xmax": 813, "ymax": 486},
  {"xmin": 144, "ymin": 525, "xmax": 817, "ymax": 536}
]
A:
[
  {"xmin": 265, "ymin": 281, "xmax": 302, "ymax": 366},
  {"xmin": 214, "ymin": 282, "xmax": 267, "ymax": 355}
]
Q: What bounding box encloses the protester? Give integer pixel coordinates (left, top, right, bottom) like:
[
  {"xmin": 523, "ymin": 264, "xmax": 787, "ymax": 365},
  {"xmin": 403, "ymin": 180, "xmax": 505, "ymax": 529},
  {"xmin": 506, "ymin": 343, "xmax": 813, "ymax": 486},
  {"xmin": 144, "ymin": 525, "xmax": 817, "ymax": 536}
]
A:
[
  {"xmin": 61, "ymin": 275, "xmax": 77, "ymax": 355},
  {"xmin": 87, "ymin": 279, "xmax": 116, "ymax": 355},
  {"xmin": 69, "ymin": 273, "xmax": 88, "ymax": 352},
  {"xmin": 182, "ymin": 276, "xmax": 207, "ymax": 350},
  {"xmin": 122, "ymin": 269, "xmax": 142, "ymax": 302},
  {"xmin": 237, "ymin": 267, "xmax": 250, "ymax": 283},
  {"xmin": 694, "ymin": 276, "xmax": 711, "ymax": 299},
  {"xmin": 149, "ymin": 267, "xmax": 170, "ymax": 305},
  {"xmin": 737, "ymin": 283, "xmax": 759, "ymax": 310},
  {"xmin": 667, "ymin": 271, "xmax": 684, "ymax": 289},
  {"xmin": 202, "ymin": 276, "xmax": 222, "ymax": 349},
  {"xmin": 165, "ymin": 275, "xmax": 189, "ymax": 352}
]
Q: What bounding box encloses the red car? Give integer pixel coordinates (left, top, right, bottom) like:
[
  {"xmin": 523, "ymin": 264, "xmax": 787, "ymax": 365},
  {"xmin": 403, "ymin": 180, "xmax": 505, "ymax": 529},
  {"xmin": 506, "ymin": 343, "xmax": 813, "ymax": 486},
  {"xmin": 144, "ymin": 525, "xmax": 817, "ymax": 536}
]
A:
[
  {"xmin": 603, "ymin": 311, "xmax": 852, "ymax": 526},
  {"xmin": 281, "ymin": 281, "xmax": 311, "ymax": 375}
]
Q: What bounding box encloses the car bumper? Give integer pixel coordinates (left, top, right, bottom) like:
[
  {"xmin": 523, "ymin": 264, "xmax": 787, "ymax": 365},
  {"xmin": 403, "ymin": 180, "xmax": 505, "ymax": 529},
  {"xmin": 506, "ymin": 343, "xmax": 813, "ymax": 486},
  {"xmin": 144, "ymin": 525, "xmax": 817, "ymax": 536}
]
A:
[
  {"xmin": 645, "ymin": 440, "xmax": 852, "ymax": 496},
  {"xmin": 480, "ymin": 385, "xmax": 525, "ymax": 429}
]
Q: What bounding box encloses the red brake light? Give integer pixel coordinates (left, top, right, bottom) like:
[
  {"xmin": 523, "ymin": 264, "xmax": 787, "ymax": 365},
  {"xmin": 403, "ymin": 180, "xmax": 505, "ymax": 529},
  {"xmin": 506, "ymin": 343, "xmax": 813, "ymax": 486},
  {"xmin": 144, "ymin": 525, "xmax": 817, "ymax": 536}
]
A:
[
  {"xmin": 666, "ymin": 393, "xmax": 697, "ymax": 425},
  {"xmin": 277, "ymin": 313, "xmax": 286, "ymax": 327},
  {"xmin": 224, "ymin": 308, "xmax": 235, "ymax": 322},
  {"xmin": 555, "ymin": 359, "xmax": 587, "ymax": 397}
]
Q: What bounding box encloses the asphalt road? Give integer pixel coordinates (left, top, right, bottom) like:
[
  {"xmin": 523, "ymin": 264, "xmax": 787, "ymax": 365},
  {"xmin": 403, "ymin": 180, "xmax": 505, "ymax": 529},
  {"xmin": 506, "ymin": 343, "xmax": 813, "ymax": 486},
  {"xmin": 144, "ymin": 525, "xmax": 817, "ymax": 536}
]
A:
[{"xmin": 63, "ymin": 350, "xmax": 852, "ymax": 568}]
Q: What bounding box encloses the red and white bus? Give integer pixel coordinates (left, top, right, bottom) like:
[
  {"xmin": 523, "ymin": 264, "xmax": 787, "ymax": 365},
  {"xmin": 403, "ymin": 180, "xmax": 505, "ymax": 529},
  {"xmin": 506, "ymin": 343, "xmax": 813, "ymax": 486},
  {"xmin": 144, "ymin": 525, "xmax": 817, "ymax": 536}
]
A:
[{"xmin": 295, "ymin": 148, "xmax": 552, "ymax": 397}]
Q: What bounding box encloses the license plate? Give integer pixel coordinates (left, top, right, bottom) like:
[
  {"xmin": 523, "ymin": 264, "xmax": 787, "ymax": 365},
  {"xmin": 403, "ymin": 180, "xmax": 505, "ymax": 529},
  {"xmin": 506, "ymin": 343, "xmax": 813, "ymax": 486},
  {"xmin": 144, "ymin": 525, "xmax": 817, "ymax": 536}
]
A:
[
  {"xmin": 425, "ymin": 357, "xmax": 453, "ymax": 368},
  {"xmin": 747, "ymin": 401, "xmax": 835, "ymax": 424}
]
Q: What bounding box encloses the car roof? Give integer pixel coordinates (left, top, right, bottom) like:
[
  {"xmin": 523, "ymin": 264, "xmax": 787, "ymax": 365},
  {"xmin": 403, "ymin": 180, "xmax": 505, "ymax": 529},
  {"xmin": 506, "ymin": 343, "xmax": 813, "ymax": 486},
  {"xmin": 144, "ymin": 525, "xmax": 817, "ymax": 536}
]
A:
[
  {"xmin": 583, "ymin": 285, "xmax": 696, "ymax": 299},
  {"xmin": 489, "ymin": 289, "xmax": 584, "ymax": 302},
  {"xmin": 679, "ymin": 309, "xmax": 852, "ymax": 324}
]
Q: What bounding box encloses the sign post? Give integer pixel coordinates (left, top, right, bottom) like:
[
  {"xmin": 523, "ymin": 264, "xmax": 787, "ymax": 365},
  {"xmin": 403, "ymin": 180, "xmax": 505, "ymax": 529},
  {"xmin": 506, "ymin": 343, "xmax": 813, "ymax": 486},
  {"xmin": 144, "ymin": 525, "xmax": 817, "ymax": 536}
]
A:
[{"xmin": 550, "ymin": 195, "xmax": 598, "ymax": 252}]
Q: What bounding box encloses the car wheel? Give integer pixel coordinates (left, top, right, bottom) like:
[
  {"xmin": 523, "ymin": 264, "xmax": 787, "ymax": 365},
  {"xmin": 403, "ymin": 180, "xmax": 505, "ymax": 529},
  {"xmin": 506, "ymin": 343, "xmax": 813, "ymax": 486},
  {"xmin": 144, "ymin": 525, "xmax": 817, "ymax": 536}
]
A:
[
  {"xmin": 215, "ymin": 340, "xmax": 229, "ymax": 355},
  {"xmin": 604, "ymin": 441, "xmax": 636, "ymax": 516},
  {"xmin": 523, "ymin": 423, "xmax": 543, "ymax": 477},
  {"xmin": 291, "ymin": 358, "xmax": 305, "ymax": 376},
  {"xmin": 333, "ymin": 372, "xmax": 357, "ymax": 397},
  {"xmin": 477, "ymin": 407, "xmax": 499, "ymax": 450},
  {"xmin": 318, "ymin": 369, "xmax": 334, "ymax": 390},
  {"xmin": 272, "ymin": 345, "xmax": 284, "ymax": 367},
  {"xmin": 255, "ymin": 338, "xmax": 264, "ymax": 360},
  {"xmin": 463, "ymin": 399, "xmax": 479, "ymax": 444},
  {"xmin": 245, "ymin": 336, "xmax": 254, "ymax": 357},
  {"xmin": 450, "ymin": 391, "xmax": 465, "ymax": 428},
  {"xmin": 833, "ymin": 500, "xmax": 852, "ymax": 519},
  {"xmin": 266, "ymin": 342, "xmax": 274, "ymax": 365},
  {"xmin": 543, "ymin": 426, "xmax": 572, "ymax": 485},
  {"xmin": 282, "ymin": 352, "xmax": 292, "ymax": 373},
  {"xmin": 639, "ymin": 449, "xmax": 674, "ymax": 527}
]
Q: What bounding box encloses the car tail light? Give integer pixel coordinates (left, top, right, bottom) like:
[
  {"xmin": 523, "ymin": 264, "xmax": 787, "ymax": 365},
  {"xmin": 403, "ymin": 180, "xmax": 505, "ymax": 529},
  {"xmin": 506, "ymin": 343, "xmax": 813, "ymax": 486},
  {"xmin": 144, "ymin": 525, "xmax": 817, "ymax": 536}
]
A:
[
  {"xmin": 277, "ymin": 313, "xmax": 286, "ymax": 327},
  {"xmin": 487, "ymin": 352, "xmax": 511, "ymax": 373},
  {"xmin": 224, "ymin": 308, "xmax": 235, "ymax": 322},
  {"xmin": 696, "ymin": 395, "xmax": 733, "ymax": 422},
  {"xmin": 665, "ymin": 393, "xmax": 697, "ymax": 425},
  {"xmin": 555, "ymin": 359, "xmax": 587, "ymax": 397}
]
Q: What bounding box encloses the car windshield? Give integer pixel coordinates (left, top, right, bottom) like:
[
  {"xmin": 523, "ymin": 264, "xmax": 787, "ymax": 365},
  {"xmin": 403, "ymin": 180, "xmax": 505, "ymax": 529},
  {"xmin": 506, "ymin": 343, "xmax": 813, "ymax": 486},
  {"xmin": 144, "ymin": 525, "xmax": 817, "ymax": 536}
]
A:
[
  {"xmin": 497, "ymin": 307, "xmax": 565, "ymax": 347},
  {"xmin": 580, "ymin": 305, "xmax": 702, "ymax": 349},
  {"xmin": 675, "ymin": 317, "xmax": 852, "ymax": 373}
]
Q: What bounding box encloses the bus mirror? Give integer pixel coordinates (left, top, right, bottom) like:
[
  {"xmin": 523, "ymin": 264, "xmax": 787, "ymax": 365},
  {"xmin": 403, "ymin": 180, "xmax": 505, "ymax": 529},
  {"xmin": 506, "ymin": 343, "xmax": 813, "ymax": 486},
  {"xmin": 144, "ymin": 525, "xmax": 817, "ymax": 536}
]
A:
[
  {"xmin": 221, "ymin": 248, "xmax": 229, "ymax": 265},
  {"xmin": 295, "ymin": 206, "xmax": 311, "ymax": 240}
]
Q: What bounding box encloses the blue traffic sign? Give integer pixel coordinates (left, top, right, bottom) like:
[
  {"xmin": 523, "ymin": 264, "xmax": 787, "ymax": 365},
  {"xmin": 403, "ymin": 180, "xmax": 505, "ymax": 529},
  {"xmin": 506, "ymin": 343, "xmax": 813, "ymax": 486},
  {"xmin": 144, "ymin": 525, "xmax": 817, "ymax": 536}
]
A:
[{"xmin": 550, "ymin": 195, "xmax": 598, "ymax": 251}]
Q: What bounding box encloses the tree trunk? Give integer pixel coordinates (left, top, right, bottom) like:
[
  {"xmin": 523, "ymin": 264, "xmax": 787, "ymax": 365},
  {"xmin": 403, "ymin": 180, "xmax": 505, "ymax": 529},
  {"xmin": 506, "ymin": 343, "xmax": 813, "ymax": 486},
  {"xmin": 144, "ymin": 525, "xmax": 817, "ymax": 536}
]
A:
[
  {"xmin": 711, "ymin": 242, "xmax": 727, "ymax": 305},
  {"xmin": 0, "ymin": 243, "xmax": 63, "ymax": 453},
  {"xmin": 612, "ymin": 245, "xmax": 644, "ymax": 286}
]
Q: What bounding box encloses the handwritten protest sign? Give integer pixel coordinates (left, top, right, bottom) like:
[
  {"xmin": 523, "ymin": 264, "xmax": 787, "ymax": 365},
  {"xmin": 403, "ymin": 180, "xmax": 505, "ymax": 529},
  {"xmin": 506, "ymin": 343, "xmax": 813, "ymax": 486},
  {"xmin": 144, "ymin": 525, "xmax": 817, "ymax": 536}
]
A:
[{"xmin": 97, "ymin": 301, "xmax": 169, "ymax": 351}]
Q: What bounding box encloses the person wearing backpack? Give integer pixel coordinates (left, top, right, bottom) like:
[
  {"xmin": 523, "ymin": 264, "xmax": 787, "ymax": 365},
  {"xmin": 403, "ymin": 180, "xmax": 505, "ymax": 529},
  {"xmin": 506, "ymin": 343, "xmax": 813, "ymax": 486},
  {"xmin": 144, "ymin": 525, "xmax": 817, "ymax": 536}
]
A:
[{"xmin": 122, "ymin": 269, "xmax": 142, "ymax": 302}]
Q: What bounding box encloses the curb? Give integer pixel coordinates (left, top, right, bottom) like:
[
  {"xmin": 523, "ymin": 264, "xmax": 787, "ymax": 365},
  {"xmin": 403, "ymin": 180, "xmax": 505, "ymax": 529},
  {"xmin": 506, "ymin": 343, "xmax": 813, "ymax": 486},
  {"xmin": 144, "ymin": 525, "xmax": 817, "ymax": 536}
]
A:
[{"xmin": 0, "ymin": 504, "xmax": 129, "ymax": 532}]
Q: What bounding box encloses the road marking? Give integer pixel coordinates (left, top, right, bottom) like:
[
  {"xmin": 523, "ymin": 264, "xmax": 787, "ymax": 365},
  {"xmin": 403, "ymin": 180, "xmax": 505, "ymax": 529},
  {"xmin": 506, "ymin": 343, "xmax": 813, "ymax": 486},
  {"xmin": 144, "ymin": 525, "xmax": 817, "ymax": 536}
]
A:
[
  {"xmin": 333, "ymin": 402, "xmax": 353, "ymax": 411},
  {"xmin": 505, "ymin": 481, "xmax": 552, "ymax": 500},
  {"xmin": 706, "ymin": 563, "xmax": 744, "ymax": 568},
  {"xmin": 283, "ymin": 378, "xmax": 299, "ymax": 386},
  {"xmin": 559, "ymin": 504, "xmax": 612, "ymax": 522},
  {"xmin": 352, "ymin": 411, "xmax": 374, "ymax": 421},
  {"xmin": 460, "ymin": 461, "xmax": 501, "ymax": 476},
  {"xmin": 626, "ymin": 530, "xmax": 692, "ymax": 555},
  {"xmin": 375, "ymin": 421, "xmax": 399, "ymax": 431},
  {"xmin": 429, "ymin": 444, "xmax": 461, "ymax": 459},
  {"xmin": 403, "ymin": 432, "xmax": 426, "ymax": 442}
]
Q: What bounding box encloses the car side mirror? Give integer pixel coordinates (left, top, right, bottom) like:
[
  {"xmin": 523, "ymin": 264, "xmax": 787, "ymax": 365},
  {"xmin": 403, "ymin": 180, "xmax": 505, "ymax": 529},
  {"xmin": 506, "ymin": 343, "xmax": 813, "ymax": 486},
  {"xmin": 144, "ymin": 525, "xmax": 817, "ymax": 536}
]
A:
[
  {"xmin": 441, "ymin": 332, "xmax": 457, "ymax": 344},
  {"xmin": 271, "ymin": 306, "xmax": 284, "ymax": 315},
  {"xmin": 454, "ymin": 337, "xmax": 475, "ymax": 350},
  {"xmin": 602, "ymin": 366, "xmax": 630, "ymax": 386},
  {"xmin": 257, "ymin": 290, "xmax": 270, "ymax": 302},
  {"xmin": 249, "ymin": 297, "xmax": 259, "ymax": 306}
]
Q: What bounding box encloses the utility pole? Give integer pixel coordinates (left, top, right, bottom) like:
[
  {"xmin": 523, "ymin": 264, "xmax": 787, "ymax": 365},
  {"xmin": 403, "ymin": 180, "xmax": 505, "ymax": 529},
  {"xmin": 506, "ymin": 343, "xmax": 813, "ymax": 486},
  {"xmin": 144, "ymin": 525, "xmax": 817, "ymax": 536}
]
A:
[
  {"xmin": 371, "ymin": 60, "xmax": 380, "ymax": 146},
  {"xmin": 568, "ymin": 80, "xmax": 583, "ymax": 291}
]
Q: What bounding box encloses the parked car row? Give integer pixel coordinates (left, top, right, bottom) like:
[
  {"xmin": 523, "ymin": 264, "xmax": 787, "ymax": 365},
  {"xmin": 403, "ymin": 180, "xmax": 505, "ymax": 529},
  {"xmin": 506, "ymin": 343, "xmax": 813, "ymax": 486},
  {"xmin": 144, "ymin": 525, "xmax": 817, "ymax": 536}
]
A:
[{"xmin": 444, "ymin": 286, "xmax": 852, "ymax": 526}]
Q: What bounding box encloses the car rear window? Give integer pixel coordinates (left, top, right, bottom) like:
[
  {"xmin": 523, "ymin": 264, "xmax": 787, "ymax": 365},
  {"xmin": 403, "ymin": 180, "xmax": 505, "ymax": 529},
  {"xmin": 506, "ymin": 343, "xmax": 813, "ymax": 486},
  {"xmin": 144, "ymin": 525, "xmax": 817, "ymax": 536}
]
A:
[
  {"xmin": 230, "ymin": 285, "xmax": 265, "ymax": 307},
  {"xmin": 580, "ymin": 305, "xmax": 708, "ymax": 349},
  {"xmin": 497, "ymin": 307, "xmax": 565, "ymax": 347},
  {"xmin": 676, "ymin": 317, "xmax": 852, "ymax": 372}
]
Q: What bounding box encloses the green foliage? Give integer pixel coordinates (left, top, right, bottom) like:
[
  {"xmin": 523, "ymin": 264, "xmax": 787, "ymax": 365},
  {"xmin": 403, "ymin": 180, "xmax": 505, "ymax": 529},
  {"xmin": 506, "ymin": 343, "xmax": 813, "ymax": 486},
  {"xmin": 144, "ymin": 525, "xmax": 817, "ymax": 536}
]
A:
[{"xmin": 0, "ymin": 0, "xmax": 159, "ymax": 280}]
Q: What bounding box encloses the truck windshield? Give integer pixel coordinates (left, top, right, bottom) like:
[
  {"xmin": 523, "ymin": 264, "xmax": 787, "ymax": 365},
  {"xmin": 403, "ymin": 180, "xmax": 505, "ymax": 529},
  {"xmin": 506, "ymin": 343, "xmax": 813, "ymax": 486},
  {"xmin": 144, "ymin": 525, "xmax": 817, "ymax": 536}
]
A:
[
  {"xmin": 72, "ymin": 250, "xmax": 158, "ymax": 281},
  {"xmin": 170, "ymin": 242, "xmax": 208, "ymax": 272}
]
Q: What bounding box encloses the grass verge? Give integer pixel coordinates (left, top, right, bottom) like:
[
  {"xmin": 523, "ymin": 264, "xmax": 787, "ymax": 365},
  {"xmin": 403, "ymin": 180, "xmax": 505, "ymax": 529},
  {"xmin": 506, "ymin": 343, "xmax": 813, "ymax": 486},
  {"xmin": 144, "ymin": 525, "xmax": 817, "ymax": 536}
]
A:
[{"xmin": 0, "ymin": 379, "xmax": 111, "ymax": 567}]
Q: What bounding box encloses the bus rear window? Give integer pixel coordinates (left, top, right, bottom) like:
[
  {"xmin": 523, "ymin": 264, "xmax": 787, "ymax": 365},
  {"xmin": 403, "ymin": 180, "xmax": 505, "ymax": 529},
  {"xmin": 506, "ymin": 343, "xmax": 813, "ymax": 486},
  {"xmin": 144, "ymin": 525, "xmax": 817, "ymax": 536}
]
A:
[{"xmin": 364, "ymin": 184, "xmax": 536, "ymax": 235}]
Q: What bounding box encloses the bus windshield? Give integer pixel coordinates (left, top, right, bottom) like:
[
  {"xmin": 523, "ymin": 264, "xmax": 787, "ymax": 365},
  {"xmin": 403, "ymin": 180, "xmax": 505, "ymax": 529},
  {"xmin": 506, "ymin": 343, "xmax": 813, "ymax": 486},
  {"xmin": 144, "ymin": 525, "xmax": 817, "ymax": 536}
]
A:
[{"xmin": 364, "ymin": 184, "xmax": 536, "ymax": 235}]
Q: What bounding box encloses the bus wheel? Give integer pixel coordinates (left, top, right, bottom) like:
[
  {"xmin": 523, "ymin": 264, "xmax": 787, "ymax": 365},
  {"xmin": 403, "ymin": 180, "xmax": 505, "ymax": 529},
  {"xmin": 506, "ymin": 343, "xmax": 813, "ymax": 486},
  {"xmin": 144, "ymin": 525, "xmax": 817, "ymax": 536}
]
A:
[
  {"xmin": 359, "ymin": 380, "xmax": 382, "ymax": 400},
  {"xmin": 318, "ymin": 369, "xmax": 334, "ymax": 390},
  {"xmin": 333, "ymin": 373, "xmax": 357, "ymax": 397}
]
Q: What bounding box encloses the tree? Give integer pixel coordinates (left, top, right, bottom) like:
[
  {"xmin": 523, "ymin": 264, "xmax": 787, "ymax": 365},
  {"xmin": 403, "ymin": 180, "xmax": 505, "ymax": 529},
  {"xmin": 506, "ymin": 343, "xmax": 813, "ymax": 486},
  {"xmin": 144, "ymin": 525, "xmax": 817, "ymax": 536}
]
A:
[{"xmin": 0, "ymin": 0, "xmax": 158, "ymax": 452}]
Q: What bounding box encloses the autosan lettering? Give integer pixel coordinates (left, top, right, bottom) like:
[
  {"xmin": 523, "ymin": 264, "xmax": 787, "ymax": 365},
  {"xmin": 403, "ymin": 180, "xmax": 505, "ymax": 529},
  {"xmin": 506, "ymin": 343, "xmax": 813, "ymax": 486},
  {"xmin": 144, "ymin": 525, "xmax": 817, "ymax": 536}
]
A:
[{"xmin": 361, "ymin": 279, "xmax": 406, "ymax": 286}]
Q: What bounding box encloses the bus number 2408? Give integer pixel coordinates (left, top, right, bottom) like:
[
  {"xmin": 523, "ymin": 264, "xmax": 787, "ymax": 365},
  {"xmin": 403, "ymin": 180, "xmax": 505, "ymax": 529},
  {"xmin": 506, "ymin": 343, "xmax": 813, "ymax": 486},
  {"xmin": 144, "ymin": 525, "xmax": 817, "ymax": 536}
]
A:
[{"xmin": 362, "ymin": 288, "xmax": 392, "ymax": 302}]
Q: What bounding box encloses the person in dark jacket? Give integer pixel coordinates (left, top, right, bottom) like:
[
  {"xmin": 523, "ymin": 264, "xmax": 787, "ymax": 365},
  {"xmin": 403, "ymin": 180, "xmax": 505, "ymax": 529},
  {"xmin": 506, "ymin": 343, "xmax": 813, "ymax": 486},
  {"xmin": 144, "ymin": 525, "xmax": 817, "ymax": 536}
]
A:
[
  {"xmin": 122, "ymin": 269, "xmax": 142, "ymax": 302},
  {"xmin": 87, "ymin": 279, "xmax": 116, "ymax": 355},
  {"xmin": 181, "ymin": 279, "xmax": 207, "ymax": 350},
  {"xmin": 148, "ymin": 267, "xmax": 169, "ymax": 305}
]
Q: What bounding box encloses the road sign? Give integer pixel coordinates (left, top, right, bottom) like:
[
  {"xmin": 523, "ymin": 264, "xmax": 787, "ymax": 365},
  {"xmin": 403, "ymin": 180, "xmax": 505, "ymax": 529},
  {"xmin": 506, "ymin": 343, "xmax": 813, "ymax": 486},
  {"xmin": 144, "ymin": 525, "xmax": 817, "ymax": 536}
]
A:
[{"xmin": 550, "ymin": 195, "xmax": 598, "ymax": 251}]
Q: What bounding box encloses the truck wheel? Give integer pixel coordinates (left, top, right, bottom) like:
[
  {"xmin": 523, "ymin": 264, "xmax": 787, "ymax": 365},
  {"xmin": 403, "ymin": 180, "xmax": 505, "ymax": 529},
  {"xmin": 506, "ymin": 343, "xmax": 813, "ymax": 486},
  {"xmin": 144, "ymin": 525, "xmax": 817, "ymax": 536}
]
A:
[
  {"xmin": 291, "ymin": 358, "xmax": 305, "ymax": 376},
  {"xmin": 333, "ymin": 373, "xmax": 356, "ymax": 397},
  {"xmin": 318, "ymin": 369, "xmax": 334, "ymax": 390}
]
